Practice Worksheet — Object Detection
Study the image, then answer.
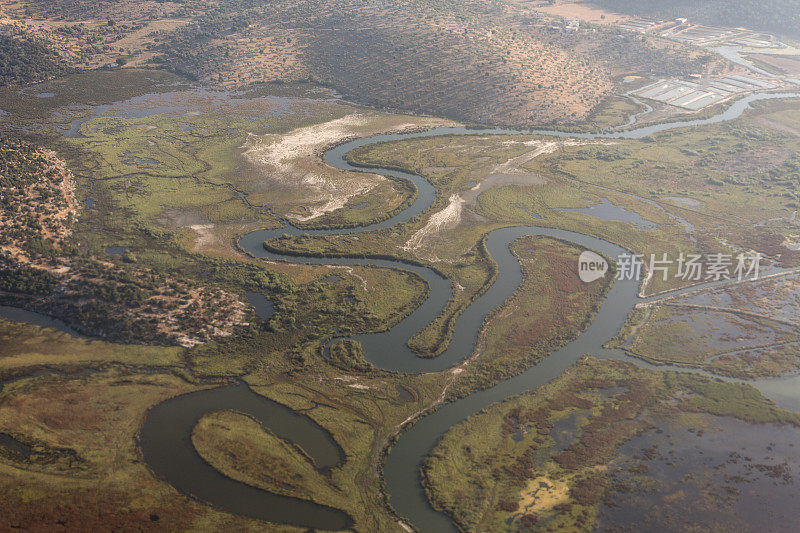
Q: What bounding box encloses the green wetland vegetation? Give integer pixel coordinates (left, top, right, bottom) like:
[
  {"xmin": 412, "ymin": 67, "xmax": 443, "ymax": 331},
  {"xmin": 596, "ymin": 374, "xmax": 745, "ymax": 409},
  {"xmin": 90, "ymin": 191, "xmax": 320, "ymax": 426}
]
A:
[
  {"xmin": 423, "ymin": 357, "xmax": 800, "ymax": 532},
  {"xmin": 1, "ymin": 66, "xmax": 800, "ymax": 532}
]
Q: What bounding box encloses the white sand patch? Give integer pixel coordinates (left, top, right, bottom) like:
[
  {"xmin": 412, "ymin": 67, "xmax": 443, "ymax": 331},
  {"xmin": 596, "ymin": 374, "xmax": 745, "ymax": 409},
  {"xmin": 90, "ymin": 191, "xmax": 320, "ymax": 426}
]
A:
[
  {"xmin": 293, "ymin": 192, "xmax": 368, "ymax": 221},
  {"xmin": 244, "ymin": 114, "xmax": 369, "ymax": 171},
  {"xmin": 242, "ymin": 114, "xmax": 455, "ymax": 222},
  {"xmin": 190, "ymin": 224, "xmax": 216, "ymax": 249},
  {"xmin": 403, "ymin": 193, "xmax": 466, "ymax": 252},
  {"xmin": 402, "ymin": 139, "xmax": 604, "ymax": 258},
  {"xmin": 242, "ymin": 114, "xmax": 382, "ymax": 221},
  {"xmin": 333, "ymin": 376, "xmax": 372, "ymax": 389}
]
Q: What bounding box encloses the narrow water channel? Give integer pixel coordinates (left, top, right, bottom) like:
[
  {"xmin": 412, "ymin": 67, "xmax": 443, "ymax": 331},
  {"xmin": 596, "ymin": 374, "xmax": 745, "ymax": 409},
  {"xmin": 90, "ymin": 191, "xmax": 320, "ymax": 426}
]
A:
[{"xmin": 77, "ymin": 90, "xmax": 800, "ymax": 530}]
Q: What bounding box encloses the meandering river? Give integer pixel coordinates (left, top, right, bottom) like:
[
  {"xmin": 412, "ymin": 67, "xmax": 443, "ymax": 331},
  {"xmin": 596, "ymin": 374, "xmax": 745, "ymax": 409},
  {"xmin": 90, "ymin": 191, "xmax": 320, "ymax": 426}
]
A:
[{"xmin": 17, "ymin": 91, "xmax": 798, "ymax": 531}]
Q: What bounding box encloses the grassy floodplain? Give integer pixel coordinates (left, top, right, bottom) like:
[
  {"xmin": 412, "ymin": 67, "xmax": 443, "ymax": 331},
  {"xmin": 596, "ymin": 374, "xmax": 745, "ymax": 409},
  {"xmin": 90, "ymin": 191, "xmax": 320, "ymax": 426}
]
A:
[
  {"xmin": 337, "ymin": 98, "xmax": 800, "ymax": 298},
  {"xmin": 0, "ymin": 69, "xmax": 455, "ymax": 530},
  {"xmin": 0, "ymin": 69, "xmax": 612, "ymax": 530},
  {"xmin": 2, "ymin": 64, "xmax": 800, "ymax": 532},
  {"xmin": 65, "ymin": 90, "xmax": 438, "ymax": 258},
  {"xmin": 0, "ymin": 366, "xmax": 287, "ymax": 531},
  {"xmin": 423, "ymin": 357, "xmax": 800, "ymax": 532},
  {"xmin": 613, "ymin": 267, "xmax": 800, "ymax": 378}
]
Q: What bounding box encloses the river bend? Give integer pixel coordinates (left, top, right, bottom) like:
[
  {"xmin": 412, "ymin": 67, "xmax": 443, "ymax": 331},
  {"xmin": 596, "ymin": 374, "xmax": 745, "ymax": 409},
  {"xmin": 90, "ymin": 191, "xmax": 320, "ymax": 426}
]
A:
[{"xmin": 134, "ymin": 91, "xmax": 800, "ymax": 531}]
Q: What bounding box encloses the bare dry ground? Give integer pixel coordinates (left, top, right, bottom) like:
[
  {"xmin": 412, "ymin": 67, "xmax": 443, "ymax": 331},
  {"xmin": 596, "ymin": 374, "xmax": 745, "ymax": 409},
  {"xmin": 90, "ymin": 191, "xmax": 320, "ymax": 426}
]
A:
[
  {"xmin": 527, "ymin": 0, "xmax": 629, "ymax": 24},
  {"xmin": 748, "ymin": 53, "xmax": 800, "ymax": 77},
  {"xmin": 0, "ymin": 0, "xmax": 187, "ymax": 69},
  {"xmin": 242, "ymin": 113, "xmax": 453, "ymax": 223}
]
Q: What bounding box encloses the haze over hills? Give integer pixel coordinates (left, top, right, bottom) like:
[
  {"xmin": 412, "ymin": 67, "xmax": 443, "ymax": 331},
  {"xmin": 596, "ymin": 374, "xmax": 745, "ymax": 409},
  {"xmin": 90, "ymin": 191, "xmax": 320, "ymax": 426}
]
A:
[{"xmin": 592, "ymin": 0, "xmax": 800, "ymax": 39}]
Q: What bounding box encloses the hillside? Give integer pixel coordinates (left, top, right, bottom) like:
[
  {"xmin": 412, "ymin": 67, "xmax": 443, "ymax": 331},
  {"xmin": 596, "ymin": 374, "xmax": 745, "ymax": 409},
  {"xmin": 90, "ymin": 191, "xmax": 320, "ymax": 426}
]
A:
[
  {"xmin": 153, "ymin": 0, "xmax": 708, "ymax": 126},
  {"xmin": 592, "ymin": 0, "xmax": 800, "ymax": 39},
  {"xmin": 0, "ymin": 35, "xmax": 68, "ymax": 85},
  {"xmin": 0, "ymin": 0, "xmax": 711, "ymax": 126}
]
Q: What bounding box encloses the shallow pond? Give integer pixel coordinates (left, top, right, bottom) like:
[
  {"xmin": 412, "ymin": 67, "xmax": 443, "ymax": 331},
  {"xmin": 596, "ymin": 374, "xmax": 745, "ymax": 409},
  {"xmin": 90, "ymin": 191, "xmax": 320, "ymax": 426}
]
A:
[
  {"xmin": 558, "ymin": 197, "xmax": 657, "ymax": 230},
  {"xmin": 0, "ymin": 432, "xmax": 33, "ymax": 458},
  {"xmin": 104, "ymin": 246, "xmax": 130, "ymax": 256},
  {"xmin": 0, "ymin": 306, "xmax": 84, "ymax": 337},
  {"xmin": 244, "ymin": 292, "xmax": 275, "ymax": 321},
  {"xmin": 596, "ymin": 414, "xmax": 800, "ymax": 532}
]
